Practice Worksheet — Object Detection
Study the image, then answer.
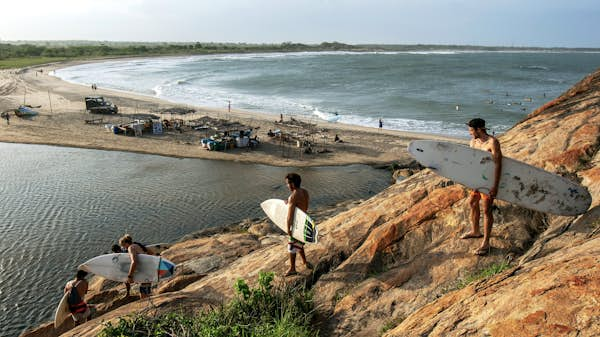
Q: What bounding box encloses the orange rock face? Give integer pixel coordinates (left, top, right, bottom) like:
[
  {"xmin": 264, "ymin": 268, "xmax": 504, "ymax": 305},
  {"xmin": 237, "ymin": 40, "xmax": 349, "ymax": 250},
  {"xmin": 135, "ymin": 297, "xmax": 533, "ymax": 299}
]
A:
[{"xmin": 387, "ymin": 237, "xmax": 600, "ymax": 337}]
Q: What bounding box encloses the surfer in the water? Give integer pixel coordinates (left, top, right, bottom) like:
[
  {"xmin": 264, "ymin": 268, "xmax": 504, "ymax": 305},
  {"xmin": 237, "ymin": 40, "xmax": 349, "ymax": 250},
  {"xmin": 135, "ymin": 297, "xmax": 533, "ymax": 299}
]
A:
[
  {"xmin": 119, "ymin": 234, "xmax": 152, "ymax": 298},
  {"xmin": 64, "ymin": 270, "xmax": 91, "ymax": 325},
  {"xmin": 284, "ymin": 173, "xmax": 314, "ymax": 276},
  {"xmin": 463, "ymin": 118, "xmax": 503, "ymax": 256}
]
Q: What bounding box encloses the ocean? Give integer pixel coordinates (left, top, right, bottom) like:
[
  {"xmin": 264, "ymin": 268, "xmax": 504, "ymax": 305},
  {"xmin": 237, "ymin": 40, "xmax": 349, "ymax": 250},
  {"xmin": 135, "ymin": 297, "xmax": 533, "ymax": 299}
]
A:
[
  {"xmin": 54, "ymin": 51, "xmax": 600, "ymax": 138},
  {"xmin": 0, "ymin": 143, "xmax": 390, "ymax": 337}
]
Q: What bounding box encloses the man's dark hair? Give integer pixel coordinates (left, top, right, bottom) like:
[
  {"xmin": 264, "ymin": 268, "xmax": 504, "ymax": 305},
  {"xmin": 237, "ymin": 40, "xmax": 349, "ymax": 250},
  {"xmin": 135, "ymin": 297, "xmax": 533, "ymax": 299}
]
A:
[
  {"xmin": 285, "ymin": 173, "xmax": 302, "ymax": 188},
  {"xmin": 467, "ymin": 118, "xmax": 487, "ymax": 130},
  {"xmin": 76, "ymin": 270, "xmax": 89, "ymax": 280}
]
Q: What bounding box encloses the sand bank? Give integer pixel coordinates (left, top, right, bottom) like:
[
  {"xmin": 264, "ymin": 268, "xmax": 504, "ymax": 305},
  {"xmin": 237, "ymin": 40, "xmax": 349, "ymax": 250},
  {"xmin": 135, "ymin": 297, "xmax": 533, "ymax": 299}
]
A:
[{"xmin": 0, "ymin": 59, "xmax": 462, "ymax": 167}]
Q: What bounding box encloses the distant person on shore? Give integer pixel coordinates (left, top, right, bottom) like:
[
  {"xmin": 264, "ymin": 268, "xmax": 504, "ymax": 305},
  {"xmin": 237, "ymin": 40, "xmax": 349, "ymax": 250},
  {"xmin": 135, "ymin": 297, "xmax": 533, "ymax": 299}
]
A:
[
  {"xmin": 4, "ymin": 112, "xmax": 9, "ymax": 125},
  {"xmin": 111, "ymin": 244, "xmax": 131, "ymax": 297},
  {"xmin": 119, "ymin": 234, "xmax": 151, "ymax": 298},
  {"xmin": 378, "ymin": 118, "xmax": 383, "ymax": 130},
  {"xmin": 461, "ymin": 118, "xmax": 503, "ymax": 256},
  {"xmin": 284, "ymin": 173, "xmax": 313, "ymax": 276},
  {"xmin": 334, "ymin": 134, "xmax": 343, "ymax": 143},
  {"xmin": 64, "ymin": 270, "xmax": 92, "ymax": 325}
]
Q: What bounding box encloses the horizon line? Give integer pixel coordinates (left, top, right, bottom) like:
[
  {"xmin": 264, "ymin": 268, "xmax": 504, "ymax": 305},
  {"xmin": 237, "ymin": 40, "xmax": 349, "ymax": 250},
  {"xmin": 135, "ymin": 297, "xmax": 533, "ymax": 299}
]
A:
[{"xmin": 1, "ymin": 40, "xmax": 599, "ymax": 50}]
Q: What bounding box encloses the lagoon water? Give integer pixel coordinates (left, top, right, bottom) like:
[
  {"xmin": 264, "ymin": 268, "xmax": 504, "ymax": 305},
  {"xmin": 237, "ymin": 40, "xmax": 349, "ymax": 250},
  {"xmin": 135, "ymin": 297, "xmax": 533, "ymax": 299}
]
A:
[
  {"xmin": 0, "ymin": 143, "xmax": 390, "ymax": 337},
  {"xmin": 54, "ymin": 51, "xmax": 600, "ymax": 137}
]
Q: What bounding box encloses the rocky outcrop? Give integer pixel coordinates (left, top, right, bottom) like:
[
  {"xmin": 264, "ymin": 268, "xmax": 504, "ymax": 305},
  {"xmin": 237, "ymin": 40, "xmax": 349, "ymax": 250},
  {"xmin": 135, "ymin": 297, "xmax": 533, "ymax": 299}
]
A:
[
  {"xmin": 20, "ymin": 69, "xmax": 600, "ymax": 337},
  {"xmin": 321, "ymin": 68, "xmax": 600, "ymax": 337},
  {"xmin": 386, "ymin": 236, "xmax": 600, "ymax": 337}
]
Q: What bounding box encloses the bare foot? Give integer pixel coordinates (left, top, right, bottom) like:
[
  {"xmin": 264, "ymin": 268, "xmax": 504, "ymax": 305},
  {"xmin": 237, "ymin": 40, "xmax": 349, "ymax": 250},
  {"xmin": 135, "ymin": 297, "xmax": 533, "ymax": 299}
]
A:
[
  {"xmin": 461, "ymin": 232, "xmax": 483, "ymax": 239},
  {"xmin": 473, "ymin": 246, "xmax": 490, "ymax": 256},
  {"xmin": 284, "ymin": 270, "xmax": 298, "ymax": 276}
]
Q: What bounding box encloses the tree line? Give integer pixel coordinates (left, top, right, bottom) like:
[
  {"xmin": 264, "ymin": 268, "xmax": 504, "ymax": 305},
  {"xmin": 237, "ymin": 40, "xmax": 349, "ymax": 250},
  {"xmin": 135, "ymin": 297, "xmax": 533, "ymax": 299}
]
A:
[
  {"xmin": 2, "ymin": 41, "xmax": 597, "ymax": 60},
  {"xmin": 0, "ymin": 41, "xmax": 358, "ymax": 59}
]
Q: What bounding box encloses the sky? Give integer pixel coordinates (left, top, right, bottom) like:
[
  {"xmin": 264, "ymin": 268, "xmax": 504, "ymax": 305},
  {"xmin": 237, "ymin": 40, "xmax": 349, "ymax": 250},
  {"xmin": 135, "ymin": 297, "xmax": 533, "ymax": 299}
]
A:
[{"xmin": 1, "ymin": 0, "xmax": 599, "ymax": 48}]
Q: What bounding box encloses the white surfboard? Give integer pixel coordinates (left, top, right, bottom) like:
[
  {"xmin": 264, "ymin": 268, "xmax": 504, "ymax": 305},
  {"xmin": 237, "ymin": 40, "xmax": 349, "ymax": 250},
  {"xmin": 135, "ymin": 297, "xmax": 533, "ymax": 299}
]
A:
[
  {"xmin": 408, "ymin": 140, "xmax": 591, "ymax": 216},
  {"xmin": 53, "ymin": 292, "xmax": 70, "ymax": 328},
  {"xmin": 261, "ymin": 199, "xmax": 318, "ymax": 243},
  {"xmin": 79, "ymin": 253, "xmax": 176, "ymax": 283}
]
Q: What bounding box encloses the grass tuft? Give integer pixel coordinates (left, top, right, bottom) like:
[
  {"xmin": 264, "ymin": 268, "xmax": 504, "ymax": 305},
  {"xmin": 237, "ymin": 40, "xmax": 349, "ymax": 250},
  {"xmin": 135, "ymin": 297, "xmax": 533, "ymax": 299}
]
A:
[
  {"xmin": 98, "ymin": 271, "xmax": 318, "ymax": 337},
  {"xmin": 379, "ymin": 315, "xmax": 406, "ymax": 336},
  {"xmin": 456, "ymin": 261, "xmax": 511, "ymax": 289}
]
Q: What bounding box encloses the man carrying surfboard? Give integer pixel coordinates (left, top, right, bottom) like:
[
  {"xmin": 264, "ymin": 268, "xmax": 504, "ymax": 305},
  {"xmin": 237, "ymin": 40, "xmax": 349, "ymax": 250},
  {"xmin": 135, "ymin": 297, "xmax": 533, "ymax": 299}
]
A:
[
  {"xmin": 463, "ymin": 118, "xmax": 503, "ymax": 256},
  {"xmin": 112, "ymin": 244, "xmax": 131, "ymax": 297},
  {"xmin": 119, "ymin": 234, "xmax": 152, "ymax": 298},
  {"xmin": 284, "ymin": 173, "xmax": 314, "ymax": 276}
]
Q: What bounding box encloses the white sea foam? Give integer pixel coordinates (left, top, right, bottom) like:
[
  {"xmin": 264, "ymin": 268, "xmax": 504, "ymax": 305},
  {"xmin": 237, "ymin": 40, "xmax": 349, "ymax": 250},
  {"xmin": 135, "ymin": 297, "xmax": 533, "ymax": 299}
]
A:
[
  {"xmin": 174, "ymin": 50, "xmax": 465, "ymax": 62},
  {"xmin": 338, "ymin": 114, "xmax": 471, "ymax": 137},
  {"xmin": 152, "ymin": 84, "xmax": 163, "ymax": 97},
  {"xmin": 406, "ymin": 51, "xmax": 458, "ymax": 55},
  {"xmin": 313, "ymin": 108, "xmax": 341, "ymax": 122},
  {"xmin": 520, "ymin": 65, "xmax": 550, "ymax": 71},
  {"xmin": 52, "ymin": 51, "xmax": 598, "ymax": 137},
  {"xmin": 52, "ymin": 64, "xmax": 516, "ymax": 138}
]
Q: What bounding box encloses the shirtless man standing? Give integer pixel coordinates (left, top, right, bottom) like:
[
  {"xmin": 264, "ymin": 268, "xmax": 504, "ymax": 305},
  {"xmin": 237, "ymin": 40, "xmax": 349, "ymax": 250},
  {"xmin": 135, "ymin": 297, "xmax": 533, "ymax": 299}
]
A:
[
  {"xmin": 462, "ymin": 118, "xmax": 502, "ymax": 256},
  {"xmin": 119, "ymin": 234, "xmax": 152, "ymax": 298},
  {"xmin": 284, "ymin": 173, "xmax": 313, "ymax": 276}
]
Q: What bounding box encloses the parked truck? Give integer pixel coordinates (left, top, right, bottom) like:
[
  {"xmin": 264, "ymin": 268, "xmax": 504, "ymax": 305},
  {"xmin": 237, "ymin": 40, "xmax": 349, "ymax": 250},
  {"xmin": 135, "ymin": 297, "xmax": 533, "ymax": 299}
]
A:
[{"xmin": 85, "ymin": 96, "xmax": 118, "ymax": 114}]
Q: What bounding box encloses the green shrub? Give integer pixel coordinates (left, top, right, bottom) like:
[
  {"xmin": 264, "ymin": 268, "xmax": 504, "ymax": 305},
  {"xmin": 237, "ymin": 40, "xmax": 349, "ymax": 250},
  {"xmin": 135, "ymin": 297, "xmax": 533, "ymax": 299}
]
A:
[
  {"xmin": 456, "ymin": 261, "xmax": 511, "ymax": 289},
  {"xmin": 99, "ymin": 271, "xmax": 317, "ymax": 337},
  {"xmin": 379, "ymin": 316, "xmax": 406, "ymax": 336}
]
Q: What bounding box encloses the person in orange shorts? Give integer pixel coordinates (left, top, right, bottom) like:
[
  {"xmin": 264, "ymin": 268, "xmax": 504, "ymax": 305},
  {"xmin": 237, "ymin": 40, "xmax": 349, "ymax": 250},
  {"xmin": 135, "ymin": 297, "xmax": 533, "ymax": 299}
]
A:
[{"xmin": 462, "ymin": 118, "xmax": 502, "ymax": 256}]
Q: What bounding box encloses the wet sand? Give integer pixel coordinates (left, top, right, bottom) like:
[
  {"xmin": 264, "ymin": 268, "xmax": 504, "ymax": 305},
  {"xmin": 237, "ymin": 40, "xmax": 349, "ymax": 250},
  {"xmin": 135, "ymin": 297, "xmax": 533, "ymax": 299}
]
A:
[{"xmin": 0, "ymin": 60, "xmax": 463, "ymax": 167}]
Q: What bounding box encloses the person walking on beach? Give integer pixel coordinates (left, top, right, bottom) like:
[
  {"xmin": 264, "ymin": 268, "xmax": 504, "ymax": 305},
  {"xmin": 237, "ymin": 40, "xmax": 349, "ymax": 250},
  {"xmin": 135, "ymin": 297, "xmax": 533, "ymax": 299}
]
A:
[
  {"xmin": 4, "ymin": 112, "xmax": 9, "ymax": 125},
  {"xmin": 64, "ymin": 270, "xmax": 92, "ymax": 325},
  {"xmin": 461, "ymin": 118, "xmax": 503, "ymax": 256},
  {"xmin": 119, "ymin": 234, "xmax": 152, "ymax": 298},
  {"xmin": 378, "ymin": 118, "xmax": 383, "ymax": 130},
  {"xmin": 284, "ymin": 173, "xmax": 313, "ymax": 276}
]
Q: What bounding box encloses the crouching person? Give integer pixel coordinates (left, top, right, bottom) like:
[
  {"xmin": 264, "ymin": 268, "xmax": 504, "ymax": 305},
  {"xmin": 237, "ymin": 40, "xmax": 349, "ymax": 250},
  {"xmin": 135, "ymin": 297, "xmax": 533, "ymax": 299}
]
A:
[{"xmin": 64, "ymin": 270, "xmax": 91, "ymax": 325}]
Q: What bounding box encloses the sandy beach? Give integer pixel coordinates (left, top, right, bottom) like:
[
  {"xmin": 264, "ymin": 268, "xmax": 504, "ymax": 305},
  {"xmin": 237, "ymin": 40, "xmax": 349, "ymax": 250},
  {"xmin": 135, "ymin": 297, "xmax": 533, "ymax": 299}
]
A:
[{"xmin": 0, "ymin": 60, "xmax": 461, "ymax": 167}]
